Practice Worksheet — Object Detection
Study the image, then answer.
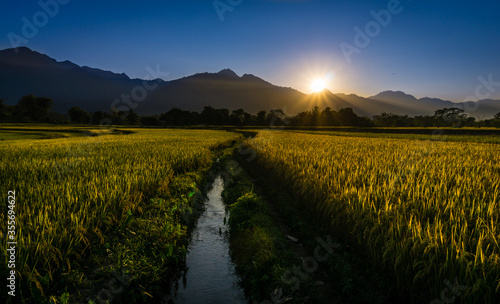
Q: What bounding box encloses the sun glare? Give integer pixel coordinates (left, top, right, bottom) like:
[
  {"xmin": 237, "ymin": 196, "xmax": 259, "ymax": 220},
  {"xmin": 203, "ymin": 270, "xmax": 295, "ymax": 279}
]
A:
[{"xmin": 310, "ymin": 78, "xmax": 327, "ymax": 93}]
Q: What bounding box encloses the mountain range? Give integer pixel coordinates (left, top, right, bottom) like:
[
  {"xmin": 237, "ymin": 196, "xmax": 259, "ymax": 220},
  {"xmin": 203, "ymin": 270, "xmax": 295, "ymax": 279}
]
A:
[{"xmin": 1, "ymin": 47, "xmax": 499, "ymax": 118}]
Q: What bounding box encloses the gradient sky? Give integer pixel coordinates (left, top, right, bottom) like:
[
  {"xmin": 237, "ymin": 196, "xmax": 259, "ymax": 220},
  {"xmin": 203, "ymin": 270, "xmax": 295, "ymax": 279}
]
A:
[{"xmin": 2, "ymin": 0, "xmax": 500, "ymax": 102}]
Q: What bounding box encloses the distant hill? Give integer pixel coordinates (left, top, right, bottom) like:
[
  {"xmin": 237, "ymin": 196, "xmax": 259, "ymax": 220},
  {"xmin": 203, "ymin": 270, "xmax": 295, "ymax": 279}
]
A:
[
  {"xmin": 370, "ymin": 91, "xmax": 500, "ymax": 118},
  {"xmin": 144, "ymin": 69, "xmax": 307, "ymax": 114},
  {"xmin": 0, "ymin": 47, "xmax": 163, "ymax": 113},
  {"xmin": 1, "ymin": 47, "xmax": 499, "ymax": 118}
]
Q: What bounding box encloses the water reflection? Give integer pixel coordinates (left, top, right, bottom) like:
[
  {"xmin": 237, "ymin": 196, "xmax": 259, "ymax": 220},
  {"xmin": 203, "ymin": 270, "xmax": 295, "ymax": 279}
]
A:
[{"xmin": 167, "ymin": 176, "xmax": 246, "ymax": 304}]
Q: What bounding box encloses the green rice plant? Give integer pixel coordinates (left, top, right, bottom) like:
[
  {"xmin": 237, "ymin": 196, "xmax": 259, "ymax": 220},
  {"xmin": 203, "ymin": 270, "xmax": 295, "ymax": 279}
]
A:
[
  {"xmin": 246, "ymin": 130, "xmax": 500, "ymax": 303},
  {"xmin": 0, "ymin": 128, "xmax": 240, "ymax": 302}
]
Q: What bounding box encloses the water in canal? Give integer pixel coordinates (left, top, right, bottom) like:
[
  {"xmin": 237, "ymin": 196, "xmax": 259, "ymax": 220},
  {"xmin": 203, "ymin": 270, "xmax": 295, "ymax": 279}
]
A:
[{"xmin": 167, "ymin": 176, "xmax": 247, "ymax": 304}]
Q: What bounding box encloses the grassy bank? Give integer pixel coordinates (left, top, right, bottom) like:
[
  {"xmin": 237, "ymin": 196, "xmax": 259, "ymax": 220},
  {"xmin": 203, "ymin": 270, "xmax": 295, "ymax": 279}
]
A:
[
  {"xmin": 221, "ymin": 159, "xmax": 300, "ymax": 303},
  {"xmin": 222, "ymin": 147, "xmax": 401, "ymax": 303}
]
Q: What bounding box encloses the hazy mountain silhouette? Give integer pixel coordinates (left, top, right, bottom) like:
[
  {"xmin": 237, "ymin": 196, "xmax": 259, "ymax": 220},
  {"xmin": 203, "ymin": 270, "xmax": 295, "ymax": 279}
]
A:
[
  {"xmin": 1, "ymin": 47, "xmax": 499, "ymax": 118},
  {"xmin": 0, "ymin": 47, "xmax": 163, "ymax": 112},
  {"xmin": 144, "ymin": 69, "xmax": 306, "ymax": 114},
  {"xmin": 370, "ymin": 91, "xmax": 500, "ymax": 118}
]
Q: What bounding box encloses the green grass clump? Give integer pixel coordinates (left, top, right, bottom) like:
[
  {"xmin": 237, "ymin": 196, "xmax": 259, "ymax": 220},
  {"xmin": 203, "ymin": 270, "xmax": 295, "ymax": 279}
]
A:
[{"xmin": 226, "ymin": 191, "xmax": 283, "ymax": 300}]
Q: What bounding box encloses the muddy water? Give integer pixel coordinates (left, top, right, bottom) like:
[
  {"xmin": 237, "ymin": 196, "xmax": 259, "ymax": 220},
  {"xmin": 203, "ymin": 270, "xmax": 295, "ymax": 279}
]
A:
[{"xmin": 167, "ymin": 176, "xmax": 247, "ymax": 304}]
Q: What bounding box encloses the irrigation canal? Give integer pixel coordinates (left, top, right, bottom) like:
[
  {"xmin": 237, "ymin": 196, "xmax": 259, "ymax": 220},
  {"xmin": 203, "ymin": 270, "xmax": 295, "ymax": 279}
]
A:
[{"xmin": 167, "ymin": 176, "xmax": 247, "ymax": 304}]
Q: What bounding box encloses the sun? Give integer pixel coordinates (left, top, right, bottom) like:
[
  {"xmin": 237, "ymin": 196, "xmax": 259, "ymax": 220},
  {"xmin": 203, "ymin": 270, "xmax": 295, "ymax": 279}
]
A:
[{"xmin": 310, "ymin": 78, "xmax": 327, "ymax": 93}]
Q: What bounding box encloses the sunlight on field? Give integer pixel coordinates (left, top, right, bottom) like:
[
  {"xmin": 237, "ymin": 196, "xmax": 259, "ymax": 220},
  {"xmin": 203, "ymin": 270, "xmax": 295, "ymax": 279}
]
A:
[
  {"xmin": 247, "ymin": 130, "xmax": 500, "ymax": 302},
  {"xmin": 0, "ymin": 128, "xmax": 240, "ymax": 300}
]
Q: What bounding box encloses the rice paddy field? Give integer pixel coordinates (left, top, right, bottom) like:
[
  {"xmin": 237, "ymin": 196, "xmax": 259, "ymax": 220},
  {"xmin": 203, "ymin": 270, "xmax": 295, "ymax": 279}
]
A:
[
  {"xmin": 0, "ymin": 126, "xmax": 241, "ymax": 303},
  {"xmin": 245, "ymin": 130, "xmax": 500, "ymax": 303},
  {"xmin": 2, "ymin": 125, "xmax": 500, "ymax": 303}
]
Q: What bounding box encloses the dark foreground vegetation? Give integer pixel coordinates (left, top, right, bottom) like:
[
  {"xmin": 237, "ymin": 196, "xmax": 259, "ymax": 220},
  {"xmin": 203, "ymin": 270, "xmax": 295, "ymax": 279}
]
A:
[{"xmin": 222, "ymin": 152, "xmax": 401, "ymax": 304}]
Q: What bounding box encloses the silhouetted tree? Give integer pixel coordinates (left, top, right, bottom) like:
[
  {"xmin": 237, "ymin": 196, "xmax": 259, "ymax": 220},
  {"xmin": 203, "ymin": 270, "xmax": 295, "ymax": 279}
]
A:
[
  {"xmin": 15, "ymin": 95, "xmax": 53, "ymax": 122},
  {"xmin": 290, "ymin": 111, "xmax": 311, "ymax": 126},
  {"xmin": 0, "ymin": 99, "xmax": 4, "ymax": 116},
  {"xmin": 215, "ymin": 108, "xmax": 230, "ymax": 125},
  {"xmin": 464, "ymin": 117, "xmax": 477, "ymax": 127},
  {"xmin": 199, "ymin": 106, "xmax": 230, "ymax": 125},
  {"xmin": 229, "ymin": 109, "xmax": 251, "ymax": 126},
  {"xmin": 110, "ymin": 111, "xmax": 125, "ymax": 125},
  {"xmin": 126, "ymin": 109, "xmax": 140, "ymax": 125},
  {"xmin": 200, "ymin": 106, "xmax": 216, "ymax": 125},
  {"xmin": 68, "ymin": 107, "xmax": 91, "ymax": 124},
  {"xmin": 140, "ymin": 116, "xmax": 160, "ymax": 126},
  {"xmin": 412, "ymin": 115, "xmax": 435, "ymax": 128},
  {"xmin": 0, "ymin": 99, "xmax": 13, "ymax": 121},
  {"xmin": 289, "ymin": 107, "xmax": 375, "ymax": 127},
  {"xmin": 373, "ymin": 112, "xmax": 411, "ymax": 127},
  {"xmin": 336, "ymin": 108, "xmax": 359, "ymax": 126},
  {"xmin": 310, "ymin": 106, "xmax": 321, "ymax": 125},
  {"xmin": 321, "ymin": 107, "xmax": 337, "ymax": 125},
  {"xmin": 256, "ymin": 110, "xmax": 267, "ymax": 125},
  {"xmin": 267, "ymin": 109, "xmax": 288, "ymax": 127},
  {"xmin": 160, "ymin": 108, "xmax": 199, "ymax": 125},
  {"xmin": 92, "ymin": 111, "xmax": 104, "ymax": 125},
  {"xmin": 434, "ymin": 108, "xmax": 467, "ymax": 127},
  {"xmin": 489, "ymin": 112, "xmax": 500, "ymax": 128},
  {"xmin": 358, "ymin": 116, "xmax": 374, "ymax": 127},
  {"xmin": 47, "ymin": 112, "xmax": 67, "ymax": 124}
]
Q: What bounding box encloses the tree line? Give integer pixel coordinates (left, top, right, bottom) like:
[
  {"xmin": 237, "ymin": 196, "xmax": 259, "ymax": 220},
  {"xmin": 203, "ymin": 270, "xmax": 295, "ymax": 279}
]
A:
[{"xmin": 1, "ymin": 95, "xmax": 500, "ymax": 128}]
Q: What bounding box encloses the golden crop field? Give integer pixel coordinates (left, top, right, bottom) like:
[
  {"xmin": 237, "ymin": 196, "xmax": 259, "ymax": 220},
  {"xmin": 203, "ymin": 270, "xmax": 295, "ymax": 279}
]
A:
[
  {"xmin": 0, "ymin": 128, "xmax": 240, "ymax": 302},
  {"xmin": 246, "ymin": 130, "xmax": 500, "ymax": 303}
]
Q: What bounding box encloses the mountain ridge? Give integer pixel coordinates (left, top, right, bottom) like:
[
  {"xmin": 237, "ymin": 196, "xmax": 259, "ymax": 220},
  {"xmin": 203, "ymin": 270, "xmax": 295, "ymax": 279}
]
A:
[{"xmin": 1, "ymin": 47, "xmax": 499, "ymax": 118}]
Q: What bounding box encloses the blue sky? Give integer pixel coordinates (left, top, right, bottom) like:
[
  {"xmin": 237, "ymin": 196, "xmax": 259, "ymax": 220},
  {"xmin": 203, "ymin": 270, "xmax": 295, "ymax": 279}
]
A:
[{"xmin": 2, "ymin": 0, "xmax": 500, "ymax": 102}]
